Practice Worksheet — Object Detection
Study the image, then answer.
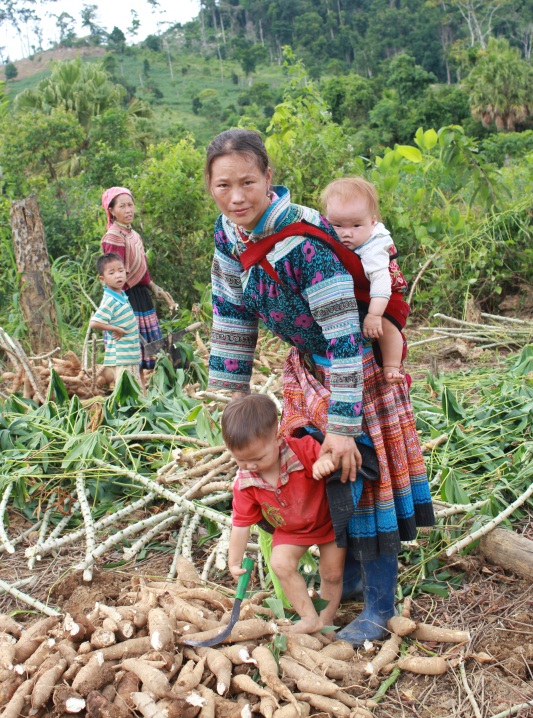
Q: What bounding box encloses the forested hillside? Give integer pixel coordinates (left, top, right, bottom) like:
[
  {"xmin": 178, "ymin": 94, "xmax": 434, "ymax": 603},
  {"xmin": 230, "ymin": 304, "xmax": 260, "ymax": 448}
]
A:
[{"xmin": 0, "ymin": 0, "xmax": 532, "ymax": 345}]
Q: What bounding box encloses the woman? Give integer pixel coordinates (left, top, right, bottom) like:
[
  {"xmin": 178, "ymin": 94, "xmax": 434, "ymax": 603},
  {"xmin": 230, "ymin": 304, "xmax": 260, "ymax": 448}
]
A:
[
  {"xmin": 205, "ymin": 129, "xmax": 435, "ymax": 646},
  {"xmin": 101, "ymin": 187, "xmax": 176, "ymax": 373}
]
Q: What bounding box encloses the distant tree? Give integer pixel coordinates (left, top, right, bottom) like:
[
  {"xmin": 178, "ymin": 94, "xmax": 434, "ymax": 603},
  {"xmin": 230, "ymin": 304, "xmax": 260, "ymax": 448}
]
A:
[
  {"xmin": 322, "ymin": 73, "xmax": 375, "ymax": 125},
  {"xmin": 496, "ymin": 0, "xmax": 533, "ymax": 60},
  {"xmin": 248, "ymin": 81, "xmax": 274, "ymax": 106},
  {"xmin": 144, "ymin": 34, "xmax": 162, "ymax": 52},
  {"xmin": 234, "ymin": 42, "xmax": 267, "ymax": 81},
  {"xmin": 143, "ymin": 59, "xmax": 151, "ymax": 77},
  {"xmin": 82, "ymin": 107, "xmax": 145, "ymax": 185},
  {"xmin": 447, "ymin": 0, "xmax": 508, "ymax": 48},
  {"xmin": 385, "ymin": 54, "xmax": 437, "ymax": 103},
  {"xmin": 128, "ymin": 9, "xmax": 141, "ymax": 38},
  {"xmin": 108, "ymin": 26, "xmax": 126, "ymax": 52},
  {"xmin": 191, "ymin": 95, "xmax": 202, "ymax": 114},
  {"xmin": 0, "ymin": 111, "xmax": 84, "ymax": 190},
  {"xmin": 80, "ymin": 4, "xmax": 105, "ymax": 44},
  {"xmin": 15, "ymin": 58, "xmax": 151, "ymax": 132},
  {"xmin": 5, "ymin": 62, "xmax": 17, "ymax": 80},
  {"xmin": 54, "ymin": 12, "xmax": 76, "ymax": 46},
  {"xmin": 102, "ymin": 53, "xmax": 118, "ymax": 77},
  {"xmin": 463, "ymin": 37, "xmax": 533, "ymax": 130}
]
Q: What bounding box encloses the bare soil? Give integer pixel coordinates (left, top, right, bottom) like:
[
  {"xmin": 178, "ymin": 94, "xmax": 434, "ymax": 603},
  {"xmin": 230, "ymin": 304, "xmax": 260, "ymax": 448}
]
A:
[
  {"xmin": 1, "ymin": 338, "xmax": 532, "ymax": 716},
  {"xmin": 1, "ymin": 509, "xmax": 532, "ymax": 718},
  {"xmin": 2, "ymin": 45, "xmax": 105, "ymax": 83}
]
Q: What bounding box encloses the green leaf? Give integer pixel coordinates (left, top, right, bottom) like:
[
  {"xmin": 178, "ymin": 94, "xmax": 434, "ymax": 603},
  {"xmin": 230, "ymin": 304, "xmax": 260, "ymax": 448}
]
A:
[
  {"xmin": 272, "ymin": 633, "xmax": 287, "ymax": 653},
  {"xmin": 419, "ymin": 583, "xmax": 449, "ymax": 597},
  {"xmin": 423, "ymin": 129, "xmax": 438, "ymax": 151},
  {"xmin": 442, "ymin": 387, "xmax": 466, "ymax": 421},
  {"xmin": 46, "ymin": 369, "xmax": 69, "ymax": 405},
  {"xmin": 265, "ymin": 597, "xmax": 286, "ymax": 619},
  {"xmin": 311, "ymin": 596, "xmax": 330, "ymax": 612},
  {"xmin": 396, "ymin": 145, "xmax": 423, "ymax": 163}
]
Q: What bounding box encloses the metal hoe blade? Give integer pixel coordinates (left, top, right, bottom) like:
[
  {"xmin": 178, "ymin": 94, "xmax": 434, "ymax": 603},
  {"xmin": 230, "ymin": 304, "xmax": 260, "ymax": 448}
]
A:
[{"xmin": 182, "ymin": 557, "xmax": 254, "ymax": 648}]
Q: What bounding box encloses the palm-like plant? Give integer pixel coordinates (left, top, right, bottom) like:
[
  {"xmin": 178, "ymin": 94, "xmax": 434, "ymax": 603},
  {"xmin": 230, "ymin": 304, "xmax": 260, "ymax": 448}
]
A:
[
  {"xmin": 463, "ymin": 38, "xmax": 533, "ymax": 131},
  {"xmin": 15, "ymin": 59, "xmax": 150, "ymax": 132}
]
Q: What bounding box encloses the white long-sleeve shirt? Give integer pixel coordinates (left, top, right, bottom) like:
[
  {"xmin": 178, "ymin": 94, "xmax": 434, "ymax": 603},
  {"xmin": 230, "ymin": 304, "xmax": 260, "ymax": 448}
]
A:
[{"xmin": 354, "ymin": 222, "xmax": 393, "ymax": 299}]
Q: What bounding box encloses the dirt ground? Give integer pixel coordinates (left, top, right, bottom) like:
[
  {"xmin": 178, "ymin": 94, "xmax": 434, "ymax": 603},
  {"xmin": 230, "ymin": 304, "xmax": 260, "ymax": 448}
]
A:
[
  {"xmin": 1, "ymin": 329, "xmax": 532, "ymax": 717},
  {"xmin": 1, "ymin": 505, "xmax": 532, "ymax": 718}
]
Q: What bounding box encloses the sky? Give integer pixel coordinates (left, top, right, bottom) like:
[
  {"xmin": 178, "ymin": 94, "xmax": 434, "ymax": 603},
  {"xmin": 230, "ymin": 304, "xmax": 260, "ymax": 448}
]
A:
[{"xmin": 2, "ymin": 0, "xmax": 200, "ymax": 62}]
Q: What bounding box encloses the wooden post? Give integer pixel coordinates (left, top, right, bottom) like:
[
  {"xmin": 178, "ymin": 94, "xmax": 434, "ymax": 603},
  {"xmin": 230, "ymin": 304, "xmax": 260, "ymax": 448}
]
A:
[{"xmin": 10, "ymin": 195, "xmax": 61, "ymax": 355}]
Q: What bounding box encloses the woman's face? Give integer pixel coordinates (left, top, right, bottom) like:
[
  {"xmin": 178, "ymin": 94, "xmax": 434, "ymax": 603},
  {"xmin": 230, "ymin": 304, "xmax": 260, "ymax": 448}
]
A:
[
  {"xmin": 111, "ymin": 194, "xmax": 135, "ymax": 225},
  {"xmin": 209, "ymin": 153, "xmax": 272, "ymax": 231}
]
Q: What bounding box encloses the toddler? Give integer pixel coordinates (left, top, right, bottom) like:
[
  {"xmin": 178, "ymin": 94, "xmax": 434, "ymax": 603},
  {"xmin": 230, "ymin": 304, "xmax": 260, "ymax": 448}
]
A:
[
  {"xmin": 322, "ymin": 177, "xmax": 408, "ymax": 384},
  {"xmin": 90, "ymin": 253, "xmax": 142, "ymax": 387},
  {"xmin": 223, "ymin": 394, "xmax": 346, "ymax": 634}
]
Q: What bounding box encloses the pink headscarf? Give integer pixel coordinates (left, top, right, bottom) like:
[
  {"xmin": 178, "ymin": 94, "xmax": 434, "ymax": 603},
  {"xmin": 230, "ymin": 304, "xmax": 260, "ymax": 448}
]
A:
[{"xmin": 102, "ymin": 187, "xmax": 133, "ymax": 229}]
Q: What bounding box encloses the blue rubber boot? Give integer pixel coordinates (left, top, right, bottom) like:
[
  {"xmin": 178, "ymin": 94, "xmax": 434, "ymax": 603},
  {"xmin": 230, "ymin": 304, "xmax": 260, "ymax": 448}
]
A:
[
  {"xmin": 338, "ymin": 553, "xmax": 398, "ymax": 646},
  {"xmin": 341, "ymin": 550, "xmax": 363, "ymax": 602}
]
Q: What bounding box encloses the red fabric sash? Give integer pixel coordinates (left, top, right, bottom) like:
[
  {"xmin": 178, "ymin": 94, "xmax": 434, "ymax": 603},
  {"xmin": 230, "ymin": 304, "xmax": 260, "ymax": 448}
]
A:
[{"xmin": 239, "ymin": 220, "xmax": 410, "ymax": 330}]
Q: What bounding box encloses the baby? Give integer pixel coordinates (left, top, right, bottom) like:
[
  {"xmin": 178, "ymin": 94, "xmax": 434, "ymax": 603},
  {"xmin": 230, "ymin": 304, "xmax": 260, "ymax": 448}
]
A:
[
  {"xmin": 322, "ymin": 177, "xmax": 408, "ymax": 384},
  {"xmin": 223, "ymin": 394, "xmax": 346, "ymax": 634}
]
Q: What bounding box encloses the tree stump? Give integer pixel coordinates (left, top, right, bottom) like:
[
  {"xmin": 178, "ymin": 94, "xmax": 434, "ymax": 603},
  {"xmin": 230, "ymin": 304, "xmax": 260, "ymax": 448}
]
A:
[{"xmin": 10, "ymin": 196, "xmax": 60, "ymax": 355}]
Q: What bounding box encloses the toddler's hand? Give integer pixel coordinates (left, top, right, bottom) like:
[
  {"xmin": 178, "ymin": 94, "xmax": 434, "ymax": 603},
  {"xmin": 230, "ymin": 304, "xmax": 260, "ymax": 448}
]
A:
[
  {"xmin": 312, "ymin": 453, "xmax": 336, "ymax": 480},
  {"xmin": 363, "ymin": 313, "xmax": 383, "ymax": 339},
  {"xmin": 110, "ymin": 327, "xmax": 125, "ymax": 340},
  {"xmin": 229, "ymin": 563, "xmax": 247, "ymax": 581}
]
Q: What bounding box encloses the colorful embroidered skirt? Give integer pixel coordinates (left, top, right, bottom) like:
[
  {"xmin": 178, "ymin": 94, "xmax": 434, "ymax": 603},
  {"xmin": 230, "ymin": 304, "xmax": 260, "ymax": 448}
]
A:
[
  {"xmin": 279, "ymin": 347, "xmax": 435, "ymax": 560},
  {"xmin": 125, "ymin": 285, "xmax": 162, "ymax": 370}
]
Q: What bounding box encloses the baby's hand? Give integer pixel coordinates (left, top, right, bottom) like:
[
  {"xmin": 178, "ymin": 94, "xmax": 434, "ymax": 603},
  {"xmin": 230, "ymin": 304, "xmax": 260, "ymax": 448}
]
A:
[
  {"xmin": 363, "ymin": 313, "xmax": 383, "ymax": 339},
  {"xmin": 229, "ymin": 563, "xmax": 246, "ymax": 581},
  {"xmin": 312, "ymin": 453, "xmax": 336, "ymax": 480},
  {"xmin": 110, "ymin": 326, "xmax": 126, "ymax": 340}
]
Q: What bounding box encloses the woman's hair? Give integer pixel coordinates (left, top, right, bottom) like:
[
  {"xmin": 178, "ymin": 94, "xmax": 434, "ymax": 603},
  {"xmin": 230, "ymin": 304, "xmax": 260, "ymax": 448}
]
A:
[
  {"xmin": 321, "ymin": 177, "xmax": 381, "ymax": 220},
  {"xmin": 221, "ymin": 394, "xmax": 278, "ymax": 451},
  {"xmin": 96, "ymin": 252, "xmax": 124, "ymax": 275},
  {"xmin": 205, "ymin": 129, "xmax": 270, "ymax": 182}
]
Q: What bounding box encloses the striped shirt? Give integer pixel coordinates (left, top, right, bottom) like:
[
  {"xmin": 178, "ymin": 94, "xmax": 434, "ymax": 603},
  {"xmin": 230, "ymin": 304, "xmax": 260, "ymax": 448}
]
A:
[{"xmin": 92, "ymin": 287, "xmax": 141, "ymax": 366}]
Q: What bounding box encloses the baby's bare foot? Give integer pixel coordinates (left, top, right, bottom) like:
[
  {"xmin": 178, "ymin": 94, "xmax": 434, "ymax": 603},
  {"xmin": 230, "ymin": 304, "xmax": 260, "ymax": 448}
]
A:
[
  {"xmin": 383, "ymin": 366, "xmax": 403, "ymax": 385},
  {"xmin": 283, "ymin": 615, "xmax": 324, "ymax": 635}
]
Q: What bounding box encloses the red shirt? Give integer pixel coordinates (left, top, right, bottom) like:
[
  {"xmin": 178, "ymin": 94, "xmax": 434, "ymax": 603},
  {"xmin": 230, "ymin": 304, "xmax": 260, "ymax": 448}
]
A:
[{"xmin": 232, "ymin": 435, "xmax": 334, "ymax": 547}]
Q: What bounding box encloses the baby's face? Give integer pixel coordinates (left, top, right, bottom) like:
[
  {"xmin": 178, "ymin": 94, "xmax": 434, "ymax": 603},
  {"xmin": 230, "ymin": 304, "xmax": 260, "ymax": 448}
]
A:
[
  {"xmin": 230, "ymin": 432, "xmax": 280, "ymax": 475},
  {"xmin": 326, "ymin": 195, "xmax": 376, "ymax": 250}
]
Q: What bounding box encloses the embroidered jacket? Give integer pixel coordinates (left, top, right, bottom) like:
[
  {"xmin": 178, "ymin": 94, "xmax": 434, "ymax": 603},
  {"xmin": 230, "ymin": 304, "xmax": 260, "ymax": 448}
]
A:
[{"xmin": 208, "ymin": 186, "xmax": 364, "ymax": 436}]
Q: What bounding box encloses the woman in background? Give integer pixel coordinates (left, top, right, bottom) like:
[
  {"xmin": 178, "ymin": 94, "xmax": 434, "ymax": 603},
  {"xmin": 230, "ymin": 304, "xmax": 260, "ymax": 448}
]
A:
[{"xmin": 101, "ymin": 186, "xmax": 176, "ymax": 373}]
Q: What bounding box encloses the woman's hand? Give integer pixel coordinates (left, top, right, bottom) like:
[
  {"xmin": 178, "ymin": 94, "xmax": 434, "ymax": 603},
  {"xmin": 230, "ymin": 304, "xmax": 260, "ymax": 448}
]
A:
[{"xmin": 319, "ymin": 433, "xmax": 362, "ymax": 483}]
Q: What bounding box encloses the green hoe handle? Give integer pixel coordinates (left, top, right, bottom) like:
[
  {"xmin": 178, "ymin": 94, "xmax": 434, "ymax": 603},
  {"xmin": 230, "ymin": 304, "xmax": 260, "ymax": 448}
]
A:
[{"xmin": 235, "ymin": 557, "xmax": 254, "ymax": 601}]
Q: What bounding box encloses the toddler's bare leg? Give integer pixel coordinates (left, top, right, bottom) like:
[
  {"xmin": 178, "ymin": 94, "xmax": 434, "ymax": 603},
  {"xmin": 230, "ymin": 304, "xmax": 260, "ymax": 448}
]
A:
[
  {"xmin": 318, "ymin": 542, "xmax": 346, "ymax": 627},
  {"xmin": 271, "ymin": 544, "xmax": 322, "ymax": 634},
  {"xmin": 379, "ymin": 318, "xmax": 404, "ymax": 385}
]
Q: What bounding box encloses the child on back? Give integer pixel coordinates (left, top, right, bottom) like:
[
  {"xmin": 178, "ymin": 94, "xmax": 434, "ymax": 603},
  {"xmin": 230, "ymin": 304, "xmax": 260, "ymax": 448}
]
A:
[
  {"xmin": 89, "ymin": 253, "xmax": 142, "ymax": 387},
  {"xmin": 321, "ymin": 177, "xmax": 408, "ymax": 385},
  {"xmin": 223, "ymin": 394, "xmax": 346, "ymax": 634}
]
